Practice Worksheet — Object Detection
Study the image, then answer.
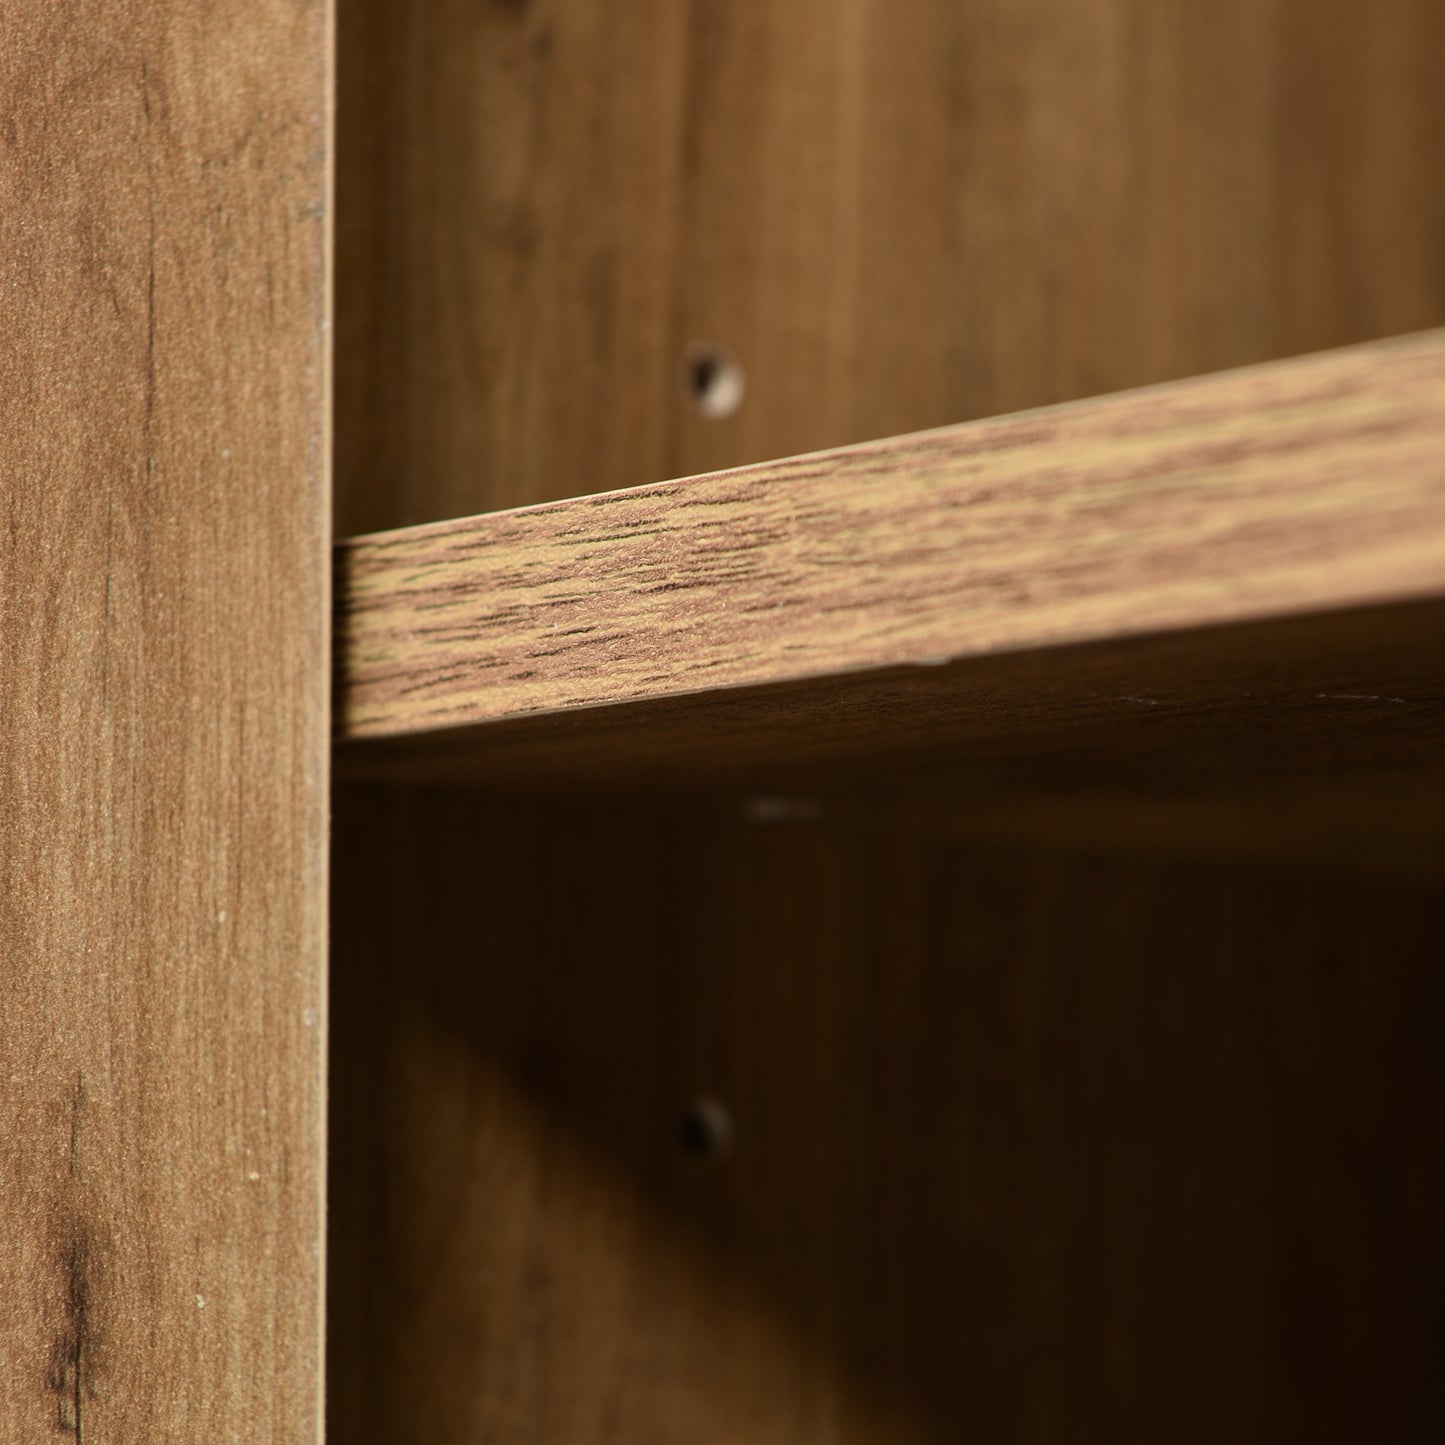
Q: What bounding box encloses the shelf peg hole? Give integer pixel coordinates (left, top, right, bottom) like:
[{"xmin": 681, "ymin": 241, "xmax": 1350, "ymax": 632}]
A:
[
  {"xmin": 679, "ymin": 1097, "xmax": 734, "ymax": 1162},
  {"xmin": 681, "ymin": 342, "xmax": 745, "ymax": 419}
]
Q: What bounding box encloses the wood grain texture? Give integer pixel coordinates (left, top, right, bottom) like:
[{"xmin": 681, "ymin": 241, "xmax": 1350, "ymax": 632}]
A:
[
  {"xmin": 335, "ymin": 0, "xmax": 1445, "ymax": 535},
  {"xmin": 337, "ymin": 599, "xmax": 1445, "ymax": 879},
  {"xmin": 337, "ymin": 330, "xmax": 1445, "ymax": 743},
  {"xmin": 330, "ymin": 789, "xmax": 1445, "ymax": 1444},
  {"xmin": 0, "ymin": 4, "xmax": 330, "ymax": 1440},
  {"xmin": 330, "ymin": 3, "xmax": 1445, "ymax": 1441}
]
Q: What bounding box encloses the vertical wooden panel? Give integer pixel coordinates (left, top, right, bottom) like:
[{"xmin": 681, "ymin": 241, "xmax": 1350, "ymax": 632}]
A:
[{"xmin": 0, "ymin": 3, "xmax": 329, "ymax": 1439}]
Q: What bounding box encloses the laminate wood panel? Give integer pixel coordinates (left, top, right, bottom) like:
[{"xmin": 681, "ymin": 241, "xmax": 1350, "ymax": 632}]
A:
[
  {"xmin": 336, "ymin": 331, "xmax": 1445, "ymax": 742},
  {"xmin": 330, "ymin": 2, "xmax": 1445, "ymax": 1439},
  {"xmin": 329, "ymin": 789, "xmax": 1445, "ymax": 1443},
  {"xmin": 335, "ymin": 0, "xmax": 1445, "ymax": 534},
  {"xmin": 0, "ymin": 4, "xmax": 330, "ymax": 1439},
  {"xmin": 335, "ymin": 599, "xmax": 1445, "ymax": 879}
]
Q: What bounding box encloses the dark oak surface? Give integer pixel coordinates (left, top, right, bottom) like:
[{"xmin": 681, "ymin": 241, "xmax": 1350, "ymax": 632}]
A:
[
  {"xmin": 336, "ymin": 0, "xmax": 1445, "ymax": 535},
  {"xmin": 332, "ymin": 790, "xmax": 1445, "ymax": 1443}
]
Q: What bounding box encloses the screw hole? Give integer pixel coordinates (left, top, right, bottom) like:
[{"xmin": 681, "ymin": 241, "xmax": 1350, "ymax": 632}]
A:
[
  {"xmin": 681, "ymin": 342, "xmax": 745, "ymax": 419},
  {"xmin": 745, "ymin": 796, "xmax": 824, "ymax": 825},
  {"xmin": 678, "ymin": 1097, "xmax": 734, "ymax": 1161}
]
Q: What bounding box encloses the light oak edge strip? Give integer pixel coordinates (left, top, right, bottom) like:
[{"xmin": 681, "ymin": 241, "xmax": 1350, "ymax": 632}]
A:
[{"xmin": 336, "ymin": 329, "xmax": 1445, "ymax": 742}]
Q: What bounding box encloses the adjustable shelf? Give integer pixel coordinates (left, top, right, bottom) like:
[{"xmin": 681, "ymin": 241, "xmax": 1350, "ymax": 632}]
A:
[{"xmin": 335, "ymin": 330, "xmax": 1445, "ymax": 869}]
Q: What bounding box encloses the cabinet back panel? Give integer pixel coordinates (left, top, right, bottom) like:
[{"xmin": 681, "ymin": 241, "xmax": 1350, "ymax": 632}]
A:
[
  {"xmin": 330, "ymin": 789, "xmax": 1445, "ymax": 1443},
  {"xmin": 336, "ymin": 0, "xmax": 1445, "ymax": 532}
]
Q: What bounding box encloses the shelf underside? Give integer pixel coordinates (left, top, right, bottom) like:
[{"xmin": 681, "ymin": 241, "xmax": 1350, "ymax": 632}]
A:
[{"xmin": 335, "ymin": 331, "xmax": 1445, "ymax": 867}]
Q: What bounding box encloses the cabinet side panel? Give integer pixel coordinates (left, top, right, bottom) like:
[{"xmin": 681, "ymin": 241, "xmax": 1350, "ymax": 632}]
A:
[{"xmin": 0, "ymin": 3, "xmax": 330, "ymax": 1439}]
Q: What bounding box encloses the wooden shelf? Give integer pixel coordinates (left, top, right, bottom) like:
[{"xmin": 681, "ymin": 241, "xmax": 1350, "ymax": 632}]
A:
[{"xmin": 336, "ymin": 330, "xmax": 1445, "ymax": 821}]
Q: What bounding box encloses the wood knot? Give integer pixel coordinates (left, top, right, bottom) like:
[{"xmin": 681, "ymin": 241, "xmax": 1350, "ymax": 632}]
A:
[{"xmin": 47, "ymin": 1217, "xmax": 108, "ymax": 1438}]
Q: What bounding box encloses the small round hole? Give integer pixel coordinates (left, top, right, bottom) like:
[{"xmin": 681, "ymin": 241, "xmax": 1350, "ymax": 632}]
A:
[
  {"xmin": 678, "ymin": 1097, "xmax": 734, "ymax": 1161},
  {"xmin": 681, "ymin": 342, "xmax": 745, "ymax": 419}
]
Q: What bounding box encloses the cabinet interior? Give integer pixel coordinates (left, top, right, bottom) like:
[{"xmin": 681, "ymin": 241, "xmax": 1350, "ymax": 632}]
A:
[{"xmin": 328, "ymin": 2, "xmax": 1445, "ymax": 1439}]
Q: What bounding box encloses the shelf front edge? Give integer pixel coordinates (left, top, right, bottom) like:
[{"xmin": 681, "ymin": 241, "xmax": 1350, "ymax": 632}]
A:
[{"xmin": 336, "ymin": 329, "xmax": 1445, "ymax": 745}]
